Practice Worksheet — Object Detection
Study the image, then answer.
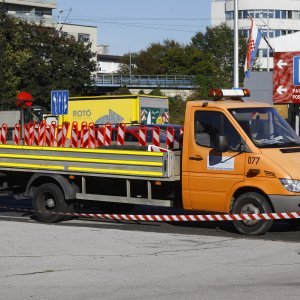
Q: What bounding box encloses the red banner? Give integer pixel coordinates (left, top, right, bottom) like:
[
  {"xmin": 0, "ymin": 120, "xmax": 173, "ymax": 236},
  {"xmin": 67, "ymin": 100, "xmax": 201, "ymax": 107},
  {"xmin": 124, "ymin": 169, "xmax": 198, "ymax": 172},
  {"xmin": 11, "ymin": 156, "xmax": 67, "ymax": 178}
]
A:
[{"xmin": 273, "ymin": 51, "xmax": 300, "ymax": 103}]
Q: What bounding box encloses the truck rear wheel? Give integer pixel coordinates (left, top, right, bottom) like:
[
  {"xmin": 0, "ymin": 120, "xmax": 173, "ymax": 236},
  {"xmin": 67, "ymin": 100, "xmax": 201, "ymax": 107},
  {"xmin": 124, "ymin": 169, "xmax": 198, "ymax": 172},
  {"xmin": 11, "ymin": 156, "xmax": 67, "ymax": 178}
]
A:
[
  {"xmin": 231, "ymin": 192, "xmax": 273, "ymax": 235},
  {"xmin": 32, "ymin": 183, "xmax": 73, "ymax": 223}
]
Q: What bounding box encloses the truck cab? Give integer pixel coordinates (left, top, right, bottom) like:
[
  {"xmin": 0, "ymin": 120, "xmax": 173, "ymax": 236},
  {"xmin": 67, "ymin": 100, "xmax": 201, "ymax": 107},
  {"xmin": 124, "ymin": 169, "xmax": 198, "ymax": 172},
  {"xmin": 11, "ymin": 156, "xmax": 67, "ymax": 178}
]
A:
[{"xmin": 182, "ymin": 89, "xmax": 300, "ymax": 235}]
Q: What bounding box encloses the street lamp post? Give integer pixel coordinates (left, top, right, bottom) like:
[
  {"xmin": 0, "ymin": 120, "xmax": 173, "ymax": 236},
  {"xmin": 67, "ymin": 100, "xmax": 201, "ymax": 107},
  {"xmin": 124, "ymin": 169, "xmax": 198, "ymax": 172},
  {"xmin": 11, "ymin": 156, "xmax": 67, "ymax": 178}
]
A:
[{"xmin": 233, "ymin": 0, "xmax": 239, "ymax": 88}]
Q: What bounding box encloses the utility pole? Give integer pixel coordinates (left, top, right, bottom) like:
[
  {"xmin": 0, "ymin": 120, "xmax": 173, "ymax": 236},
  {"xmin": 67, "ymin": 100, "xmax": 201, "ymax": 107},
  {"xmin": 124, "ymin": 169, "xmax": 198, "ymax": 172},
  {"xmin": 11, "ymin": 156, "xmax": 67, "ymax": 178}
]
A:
[
  {"xmin": 233, "ymin": 0, "xmax": 239, "ymax": 88},
  {"xmin": 267, "ymin": 11, "xmax": 270, "ymax": 72},
  {"xmin": 129, "ymin": 52, "xmax": 132, "ymax": 80}
]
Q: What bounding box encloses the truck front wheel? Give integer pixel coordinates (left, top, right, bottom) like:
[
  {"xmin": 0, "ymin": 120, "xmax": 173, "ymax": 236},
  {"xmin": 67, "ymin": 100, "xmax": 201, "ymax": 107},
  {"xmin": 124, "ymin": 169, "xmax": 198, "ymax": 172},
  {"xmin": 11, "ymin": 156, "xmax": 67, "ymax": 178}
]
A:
[
  {"xmin": 32, "ymin": 183, "xmax": 72, "ymax": 223},
  {"xmin": 231, "ymin": 192, "xmax": 273, "ymax": 235}
]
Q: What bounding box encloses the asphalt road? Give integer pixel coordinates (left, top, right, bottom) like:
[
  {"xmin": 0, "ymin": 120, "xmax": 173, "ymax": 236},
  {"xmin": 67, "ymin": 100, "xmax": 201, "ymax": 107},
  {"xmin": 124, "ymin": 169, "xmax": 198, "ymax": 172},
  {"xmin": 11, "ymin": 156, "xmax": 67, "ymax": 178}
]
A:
[{"xmin": 0, "ymin": 194, "xmax": 299, "ymax": 242}]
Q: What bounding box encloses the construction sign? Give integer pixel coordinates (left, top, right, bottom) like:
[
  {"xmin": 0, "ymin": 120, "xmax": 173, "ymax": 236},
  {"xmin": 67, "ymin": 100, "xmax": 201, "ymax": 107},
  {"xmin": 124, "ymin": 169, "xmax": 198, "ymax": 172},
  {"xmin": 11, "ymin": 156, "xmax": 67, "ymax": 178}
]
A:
[
  {"xmin": 140, "ymin": 107, "xmax": 169, "ymax": 124},
  {"xmin": 273, "ymin": 51, "xmax": 300, "ymax": 103}
]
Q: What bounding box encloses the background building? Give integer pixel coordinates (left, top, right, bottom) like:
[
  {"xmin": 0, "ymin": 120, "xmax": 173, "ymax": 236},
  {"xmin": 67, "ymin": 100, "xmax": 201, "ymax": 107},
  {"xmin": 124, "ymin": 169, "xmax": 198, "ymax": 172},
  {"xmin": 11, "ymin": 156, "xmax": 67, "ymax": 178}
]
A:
[
  {"xmin": 211, "ymin": 0, "xmax": 300, "ymax": 70},
  {"xmin": 2, "ymin": 0, "xmax": 106, "ymax": 55}
]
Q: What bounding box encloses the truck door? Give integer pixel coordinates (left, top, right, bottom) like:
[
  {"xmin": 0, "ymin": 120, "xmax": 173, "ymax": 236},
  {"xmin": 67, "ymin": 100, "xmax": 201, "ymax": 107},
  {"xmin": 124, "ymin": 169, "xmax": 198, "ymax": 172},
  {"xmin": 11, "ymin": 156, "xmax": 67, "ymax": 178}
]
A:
[{"xmin": 187, "ymin": 108, "xmax": 246, "ymax": 212}]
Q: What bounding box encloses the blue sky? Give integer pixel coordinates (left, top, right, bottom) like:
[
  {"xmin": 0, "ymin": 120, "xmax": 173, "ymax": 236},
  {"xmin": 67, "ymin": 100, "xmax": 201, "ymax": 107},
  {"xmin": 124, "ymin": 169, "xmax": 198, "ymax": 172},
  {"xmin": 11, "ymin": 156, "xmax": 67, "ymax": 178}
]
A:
[{"xmin": 56, "ymin": 0, "xmax": 212, "ymax": 55}]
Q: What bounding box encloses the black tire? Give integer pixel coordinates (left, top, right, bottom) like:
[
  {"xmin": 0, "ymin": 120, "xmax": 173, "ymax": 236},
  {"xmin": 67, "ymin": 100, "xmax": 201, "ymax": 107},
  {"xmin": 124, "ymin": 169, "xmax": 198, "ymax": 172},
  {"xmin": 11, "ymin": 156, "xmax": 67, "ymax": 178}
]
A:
[
  {"xmin": 32, "ymin": 183, "xmax": 73, "ymax": 223},
  {"xmin": 231, "ymin": 192, "xmax": 273, "ymax": 236},
  {"xmin": 288, "ymin": 219, "xmax": 300, "ymax": 228}
]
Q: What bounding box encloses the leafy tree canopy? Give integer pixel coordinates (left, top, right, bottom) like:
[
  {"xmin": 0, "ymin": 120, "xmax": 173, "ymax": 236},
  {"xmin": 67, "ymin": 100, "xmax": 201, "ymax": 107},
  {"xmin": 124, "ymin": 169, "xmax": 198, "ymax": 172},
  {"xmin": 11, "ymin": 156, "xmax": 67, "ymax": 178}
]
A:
[{"xmin": 0, "ymin": 10, "xmax": 95, "ymax": 109}]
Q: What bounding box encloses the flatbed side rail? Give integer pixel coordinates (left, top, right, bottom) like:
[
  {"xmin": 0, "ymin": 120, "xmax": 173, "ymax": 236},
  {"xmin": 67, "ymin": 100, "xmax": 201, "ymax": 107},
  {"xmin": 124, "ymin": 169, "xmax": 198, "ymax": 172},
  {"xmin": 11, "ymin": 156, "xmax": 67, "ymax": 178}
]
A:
[{"xmin": 0, "ymin": 144, "xmax": 177, "ymax": 179}]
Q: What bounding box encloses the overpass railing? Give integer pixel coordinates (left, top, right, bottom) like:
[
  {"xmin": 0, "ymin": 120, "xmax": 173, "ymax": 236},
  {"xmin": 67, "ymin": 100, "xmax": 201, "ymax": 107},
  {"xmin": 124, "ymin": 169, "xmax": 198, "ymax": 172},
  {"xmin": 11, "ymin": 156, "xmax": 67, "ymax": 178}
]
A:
[{"xmin": 93, "ymin": 74, "xmax": 197, "ymax": 88}]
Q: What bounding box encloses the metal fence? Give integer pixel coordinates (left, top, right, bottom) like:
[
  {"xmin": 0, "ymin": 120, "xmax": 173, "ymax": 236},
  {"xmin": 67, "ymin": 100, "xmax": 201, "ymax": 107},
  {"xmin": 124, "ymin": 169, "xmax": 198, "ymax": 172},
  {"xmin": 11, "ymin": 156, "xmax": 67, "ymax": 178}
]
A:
[{"xmin": 93, "ymin": 75, "xmax": 197, "ymax": 88}]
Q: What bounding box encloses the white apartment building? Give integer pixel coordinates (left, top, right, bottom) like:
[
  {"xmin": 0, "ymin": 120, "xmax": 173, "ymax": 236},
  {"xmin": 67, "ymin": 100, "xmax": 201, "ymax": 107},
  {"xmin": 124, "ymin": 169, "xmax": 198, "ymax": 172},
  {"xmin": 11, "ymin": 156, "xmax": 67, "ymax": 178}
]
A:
[{"xmin": 211, "ymin": 0, "xmax": 300, "ymax": 70}]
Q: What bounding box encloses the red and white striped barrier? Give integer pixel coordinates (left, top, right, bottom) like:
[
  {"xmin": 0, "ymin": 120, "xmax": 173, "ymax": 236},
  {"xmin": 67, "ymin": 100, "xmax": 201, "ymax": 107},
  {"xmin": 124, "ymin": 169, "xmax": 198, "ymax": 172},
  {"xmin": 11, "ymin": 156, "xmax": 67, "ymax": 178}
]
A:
[
  {"xmin": 152, "ymin": 126, "xmax": 160, "ymax": 147},
  {"xmin": 56, "ymin": 125, "xmax": 63, "ymax": 147},
  {"xmin": 80, "ymin": 122, "xmax": 89, "ymax": 148},
  {"xmin": 104, "ymin": 124, "xmax": 112, "ymax": 146},
  {"xmin": 0, "ymin": 124, "xmax": 8, "ymax": 145},
  {"xmin": 33, "ymin": 123, "xmax": 40, "ymax": 146},
  {"xmin": 0, "ymin": 205, "xmax": 299, "ymax": 223},
  {"xmin": 62, "ymin": 122, "xmax": 69, "ymax": 147},
  {"xmin": 50, "ymin": 121, "xmax": 57, "ymax": 146},
  {"xmin": 117, "ymin": 124, "xmax": 126, "ymax": 146},
  {"xmin": 13, "ymin": 124, "xmax": 21, "ymax": 145},
  {"xmin": 139, "ymin": 126, "xmax": 147, "ymax": 147},
  {"xmin": 45, "ymin": 125, "xmax": 52, "ymax": 147},
  {"xmin": 70, "ymin": 122, "xmax": 79, "ymax": 148},
  {"xmin": 28, "ymin": 122, "xmax": 35, "ymax": 146},
  {"xmin": 89, "ymin": 123, "xmax": 96, "ymax": 148},
  {"xmin": 162, "ymin": 112, "xmax": 169, "ymax": 123},
  {"xmin": 166, "ymin": 126, "xmax": 174, "ymax": 149},
  {"xmin": 38, "ymin": 122, "xmax": 46, "ymax": 146},
  {"xmin": 24, "ymin": 123, "xmax": 31, "ymax": 146},
  {"xmin": 97, "ymin": 126, "xmax": 105, "ymax": 146}
]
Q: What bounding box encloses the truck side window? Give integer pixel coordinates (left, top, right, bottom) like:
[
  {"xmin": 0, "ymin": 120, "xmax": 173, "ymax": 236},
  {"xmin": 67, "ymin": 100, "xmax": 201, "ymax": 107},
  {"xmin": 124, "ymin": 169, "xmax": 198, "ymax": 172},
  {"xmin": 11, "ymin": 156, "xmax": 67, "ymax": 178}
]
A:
[{"xmin": 194, "ymin": 111, "xmax": 242, "ymax": 151}]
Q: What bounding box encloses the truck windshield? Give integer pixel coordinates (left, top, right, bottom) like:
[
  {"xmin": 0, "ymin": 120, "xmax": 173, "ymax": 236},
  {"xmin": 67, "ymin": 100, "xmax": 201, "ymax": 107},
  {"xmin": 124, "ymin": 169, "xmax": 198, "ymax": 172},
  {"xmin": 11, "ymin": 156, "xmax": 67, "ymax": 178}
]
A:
[{"xmin": 229, "ymin": 107, "xmax": 300, "ymax": 148}]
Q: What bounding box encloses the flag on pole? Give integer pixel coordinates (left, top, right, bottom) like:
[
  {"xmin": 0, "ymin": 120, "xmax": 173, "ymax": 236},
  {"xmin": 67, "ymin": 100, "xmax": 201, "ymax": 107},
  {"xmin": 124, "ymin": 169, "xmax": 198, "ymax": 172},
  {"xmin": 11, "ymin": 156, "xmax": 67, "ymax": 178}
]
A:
[{"xmin": 244, "ymin": 17, "xmax": 262, "ymax": 78}]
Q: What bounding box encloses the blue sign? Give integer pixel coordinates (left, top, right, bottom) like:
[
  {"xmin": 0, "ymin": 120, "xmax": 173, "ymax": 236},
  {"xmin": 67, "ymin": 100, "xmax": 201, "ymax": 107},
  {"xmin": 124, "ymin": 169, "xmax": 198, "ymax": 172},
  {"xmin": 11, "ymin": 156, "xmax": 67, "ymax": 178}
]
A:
[
  {"xmin": 51, "ymin": 90, "xmax": 69, "ymax": 115},
  {"xmin": 293, "ymin": 56, "xmax": 300, "ymax": 86}
]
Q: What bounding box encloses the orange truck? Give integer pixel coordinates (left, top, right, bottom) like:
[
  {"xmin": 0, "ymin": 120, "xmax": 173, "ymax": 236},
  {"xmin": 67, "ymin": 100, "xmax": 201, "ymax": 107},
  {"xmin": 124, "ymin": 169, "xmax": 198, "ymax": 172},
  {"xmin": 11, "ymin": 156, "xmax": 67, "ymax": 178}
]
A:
[{"xmin": 0, "ymin": 88, "xmax": 299, "ymax": 235}]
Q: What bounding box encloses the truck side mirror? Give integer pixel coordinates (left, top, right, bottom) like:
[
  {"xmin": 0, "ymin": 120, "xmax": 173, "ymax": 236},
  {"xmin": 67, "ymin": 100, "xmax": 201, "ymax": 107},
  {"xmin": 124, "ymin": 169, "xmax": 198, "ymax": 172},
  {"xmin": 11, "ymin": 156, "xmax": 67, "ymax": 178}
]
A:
[{"xmin": 215, "ymin": 135, "xmax": 228, "ymax": 152}]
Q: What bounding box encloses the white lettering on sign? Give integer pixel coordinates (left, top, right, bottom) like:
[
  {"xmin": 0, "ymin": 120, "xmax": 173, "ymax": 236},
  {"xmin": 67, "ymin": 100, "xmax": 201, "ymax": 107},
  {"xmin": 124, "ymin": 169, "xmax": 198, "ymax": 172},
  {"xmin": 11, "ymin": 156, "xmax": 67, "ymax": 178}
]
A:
[{"xmin": 207, "ymin": 156, "xmax": 235, "ymax": 171}]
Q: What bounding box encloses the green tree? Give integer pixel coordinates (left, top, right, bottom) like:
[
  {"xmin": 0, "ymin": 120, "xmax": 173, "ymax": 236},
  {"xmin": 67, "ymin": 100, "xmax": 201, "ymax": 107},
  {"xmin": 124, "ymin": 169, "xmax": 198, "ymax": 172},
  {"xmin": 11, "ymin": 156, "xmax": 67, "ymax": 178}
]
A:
[
  {"xmin": 118, "ymin": 40, "xmax": 188, "ymax": 75},
  {"xmin": 190, "ymin": 23, "xmax": 248, "ymax": 97},
  {"xmin": 169, "ymin": 95, "xmax": 186, "ymax": 124},
  {"xmin": 0, "ymin": 11, "xmax": 95, "ymax": 109},
  {"xmin": 110, "ymin": 86, "xmax": 132, "ymax": 95}
]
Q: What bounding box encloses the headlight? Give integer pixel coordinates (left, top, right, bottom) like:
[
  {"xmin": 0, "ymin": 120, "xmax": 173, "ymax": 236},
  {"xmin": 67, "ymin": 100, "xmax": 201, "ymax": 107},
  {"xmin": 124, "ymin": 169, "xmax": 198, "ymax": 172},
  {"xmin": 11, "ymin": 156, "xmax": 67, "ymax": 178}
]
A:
[{"xmin": 280, "ymin": 179, "xmax": 300, "ymax": 192}]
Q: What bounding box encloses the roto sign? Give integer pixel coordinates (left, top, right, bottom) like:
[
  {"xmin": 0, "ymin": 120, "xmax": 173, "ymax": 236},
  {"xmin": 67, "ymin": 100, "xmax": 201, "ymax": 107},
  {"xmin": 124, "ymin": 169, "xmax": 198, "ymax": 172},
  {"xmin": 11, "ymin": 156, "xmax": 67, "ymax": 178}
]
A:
[{"xmin": 273, "ymin": 51, "xmax": 300, "ymax": 103}]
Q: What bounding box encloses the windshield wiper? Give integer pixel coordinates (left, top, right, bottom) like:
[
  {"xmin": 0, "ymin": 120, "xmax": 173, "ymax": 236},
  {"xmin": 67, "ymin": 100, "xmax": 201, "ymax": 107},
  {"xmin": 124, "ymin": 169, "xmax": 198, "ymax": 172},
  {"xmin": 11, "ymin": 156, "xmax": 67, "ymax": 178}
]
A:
[{"xmin": 253, "ymin": 139, "xmax": 284, "ymax": 148}]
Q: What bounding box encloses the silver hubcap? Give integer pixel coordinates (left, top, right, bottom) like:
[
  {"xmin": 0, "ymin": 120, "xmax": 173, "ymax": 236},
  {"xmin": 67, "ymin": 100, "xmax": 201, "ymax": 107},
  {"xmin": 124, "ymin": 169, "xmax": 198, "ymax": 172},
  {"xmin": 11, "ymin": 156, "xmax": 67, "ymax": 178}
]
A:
[
  {"xmin": 46, "ymin": 197, "xmax": 56, "ymax": 209},
  {"xmin": 241, "ymin": 203, "xmax": 260, "ymax": 226}
]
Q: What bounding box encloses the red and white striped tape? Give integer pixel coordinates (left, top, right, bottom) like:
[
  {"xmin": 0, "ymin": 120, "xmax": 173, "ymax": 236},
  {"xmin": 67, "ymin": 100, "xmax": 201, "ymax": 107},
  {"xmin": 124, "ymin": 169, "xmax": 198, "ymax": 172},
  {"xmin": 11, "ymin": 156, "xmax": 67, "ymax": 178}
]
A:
[{"xmin": 0, "ymin": 205, "xmax": 299, "ymax": 222}]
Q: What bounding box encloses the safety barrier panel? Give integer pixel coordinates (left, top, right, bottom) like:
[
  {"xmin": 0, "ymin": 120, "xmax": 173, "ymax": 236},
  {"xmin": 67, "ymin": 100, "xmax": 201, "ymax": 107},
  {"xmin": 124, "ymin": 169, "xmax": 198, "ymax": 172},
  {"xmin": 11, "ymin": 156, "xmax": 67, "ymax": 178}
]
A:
[{"xmin": 0, "ymin": 122, "xmax": 184, "ymax": 150}]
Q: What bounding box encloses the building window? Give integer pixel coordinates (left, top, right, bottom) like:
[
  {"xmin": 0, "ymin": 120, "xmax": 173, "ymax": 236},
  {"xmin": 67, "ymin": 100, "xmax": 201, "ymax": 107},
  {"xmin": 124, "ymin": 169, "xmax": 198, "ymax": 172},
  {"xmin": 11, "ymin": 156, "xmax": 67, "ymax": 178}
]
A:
[
  {"xmin": 275, "ymin": 10, "xmax": 281, "ymax": 18},
  {"xmin": 282, "ymin": 10, "xmax": 287, "ymax": 19},
  {"xmin": 78, "ymin": 33, "xmax": 90, "ymax": 43},
  {"xmin": 241, "ymin": 29, "xmax": 249, "ymax": 38},
  {"xmin": 248, "ymin": 10, "xmax": 254, "ymax": 18}
]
